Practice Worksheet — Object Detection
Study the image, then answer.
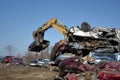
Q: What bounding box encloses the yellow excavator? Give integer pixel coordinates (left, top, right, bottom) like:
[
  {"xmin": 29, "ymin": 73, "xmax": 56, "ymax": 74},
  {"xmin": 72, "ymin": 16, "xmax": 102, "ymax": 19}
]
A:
[{"xmin": 28, "ymin": 18, "xmax": 72, "ymax": 52}]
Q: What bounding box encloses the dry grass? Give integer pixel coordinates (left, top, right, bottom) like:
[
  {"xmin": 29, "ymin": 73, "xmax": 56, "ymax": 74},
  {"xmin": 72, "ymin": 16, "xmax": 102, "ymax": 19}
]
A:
[{"xmin": 0, "ymin": 63, "xmax": 59, "ymax": 80}]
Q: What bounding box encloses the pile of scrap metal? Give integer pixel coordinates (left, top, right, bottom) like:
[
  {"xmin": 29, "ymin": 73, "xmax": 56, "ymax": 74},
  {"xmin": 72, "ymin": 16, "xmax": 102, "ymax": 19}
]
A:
[
  {"xmin": 28, "ymin": 18, "xmax": 120, "ymax": 80},
  {"xmin": 54, "ymin": 26, "xmax": 120, "ymax": 80},
  {"xmin": 55, "ymin": 57, "xmax": 120, "ymax": 80},
  {"xmin": 51, "ymin": 24, "xmax": 120, "ymax": 64}
]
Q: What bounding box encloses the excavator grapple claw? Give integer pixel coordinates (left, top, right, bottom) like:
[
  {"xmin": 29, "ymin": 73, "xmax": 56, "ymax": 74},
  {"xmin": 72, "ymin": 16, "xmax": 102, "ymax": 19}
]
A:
[{"xmin": 28, "ymin": 40, "xmax": 50, "ymax": 52}]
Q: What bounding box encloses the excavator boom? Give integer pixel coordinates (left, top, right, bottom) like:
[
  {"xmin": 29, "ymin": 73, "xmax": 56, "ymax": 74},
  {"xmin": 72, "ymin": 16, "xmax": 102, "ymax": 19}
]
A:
[{"xmin": 28, "ymin": 18, "xmax": 69, "ymax": 52}]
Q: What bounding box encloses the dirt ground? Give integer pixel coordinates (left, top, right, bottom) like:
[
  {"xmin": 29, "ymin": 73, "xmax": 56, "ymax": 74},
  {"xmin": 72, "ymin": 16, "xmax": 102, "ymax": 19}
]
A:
[{"xmin": 0, "ymin": 63, "xmax": 59, "ymax": 80}]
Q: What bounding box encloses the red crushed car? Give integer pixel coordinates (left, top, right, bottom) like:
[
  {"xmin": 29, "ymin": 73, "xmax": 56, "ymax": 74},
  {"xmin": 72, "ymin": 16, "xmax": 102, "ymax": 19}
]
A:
[{"xmin": 98, "ymin": 61, "xmax": 120, "ymax": 80}]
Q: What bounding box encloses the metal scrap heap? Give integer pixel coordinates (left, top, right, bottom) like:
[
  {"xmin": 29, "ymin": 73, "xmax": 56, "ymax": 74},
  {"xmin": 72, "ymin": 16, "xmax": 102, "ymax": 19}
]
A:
[
  {"xmin": 28, "ymin": 18, "xmax": 120, "ymax": 80},
  {"xmin": 54, "ymin": 24, "xmax": 120, "ymax": 80}
]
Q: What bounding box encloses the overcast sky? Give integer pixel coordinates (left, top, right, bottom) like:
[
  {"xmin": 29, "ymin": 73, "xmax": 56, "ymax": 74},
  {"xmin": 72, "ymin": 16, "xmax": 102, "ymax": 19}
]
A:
[{"xmin": 0, "ymin": 0, "xmax": 120, "ymax": 56}]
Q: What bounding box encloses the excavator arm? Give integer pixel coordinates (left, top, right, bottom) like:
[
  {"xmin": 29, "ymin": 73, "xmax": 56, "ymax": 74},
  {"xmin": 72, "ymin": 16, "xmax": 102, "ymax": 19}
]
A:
[{"xmin": 28, "ymin": 18, "xmax": 69, "ymax": 52}]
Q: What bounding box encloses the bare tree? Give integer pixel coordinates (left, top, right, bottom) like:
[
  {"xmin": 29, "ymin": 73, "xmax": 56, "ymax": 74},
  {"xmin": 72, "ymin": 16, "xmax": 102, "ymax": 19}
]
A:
[
  {"xmin": 40, "ymin": 49, "xmax": 50, "ymax": 59},
  {"xmin": 40, "ymin": 51, "xmax": 45, "ymax": 59},
  {"xmin": 16, "ymin": 53, "xmax": 21, "ymax": 58},
  {"xmin": 4, "ymin": 44, "xmax": 15, "ymax": 56},
  {"xmin": 24, "ymin": 51, "xmax": 35, "ymax": 64},
  {"xmin": 34, "ymin": 52, "xmax": 40, "ymax": 59}
]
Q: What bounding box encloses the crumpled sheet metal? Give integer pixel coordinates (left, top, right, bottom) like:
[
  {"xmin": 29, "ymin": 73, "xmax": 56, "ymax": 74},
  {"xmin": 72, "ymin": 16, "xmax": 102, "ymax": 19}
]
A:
[
  {"xmin": 98, "ymin": 71, "xmax": 120, "ymax": 80},
  {"xmin": 98, "ymin": 61, "xmax": 120, "ymax": 80},
  {"xmin": 50, "ymin": 41, "xmax": 69, "ymax": 61},
  {"xmin": 59, "ymin": 57, "xmax": 95, "ymax": 73},
  {"xmin": 70, "ymin": 27, "xmax": 98, "ymax": 38},
  {"xmin": 97, "ymin": 61, "xmax": 120, "ymax": 71},
  {"xmin": 93, "ymin": 27, "xmax": 120, "ymax": 42},
  {"xmin": 64, "ymin": 73, "xmax": 79, "ymax": 80},
  {"xmin": 91, "ymin": 52, "xmax": 118, "ymax": 62},
  {"xmin": 58, "ymin": 57, "xmax": 120, "ymax": 80}
]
